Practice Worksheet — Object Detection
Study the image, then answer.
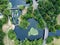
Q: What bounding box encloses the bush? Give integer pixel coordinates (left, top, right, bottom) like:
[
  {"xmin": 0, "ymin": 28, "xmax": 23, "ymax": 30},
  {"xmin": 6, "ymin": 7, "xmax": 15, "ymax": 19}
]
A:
[
  {"xmin": 0, "ymin": 29, "xmax": 5, "ymax": 45},
  {"xmin": 21, "ymin": 38, "xmax": 43, "ymax": 45},
  {"xmin": 0, "ymin": 16, "xmax": 8, "ymax": 25},
  {"xmin": 18, "ymin": 5, "xmax": 25, "ymax": 10},
  {"xmin": 19, "ymin": 20, "xmax": 30, "ymax": 29},
  {"xmin": 3, "ymin": 9, "xmax": 11, "ymax": 16},
  {"xmin": 55, "ymin": 25, "xmax": 60, "ymax": 30},
  {"xmin": 46, "ymin": 36, "xmax": 53, "ymax": 44},
  {"xmin": 26, "ymin": 0, "xmax": 32, "ymax": 4},
  {"xmin": 19, "ymin": 19, "xmax": 30, "ymax": 29},
  {"xmin": 8, "ymin": 30, "xmax": 16, "ymax": 40},
  {"xmin": 14, "ymin": 39, "xmax": 20, "ymax": 45}
]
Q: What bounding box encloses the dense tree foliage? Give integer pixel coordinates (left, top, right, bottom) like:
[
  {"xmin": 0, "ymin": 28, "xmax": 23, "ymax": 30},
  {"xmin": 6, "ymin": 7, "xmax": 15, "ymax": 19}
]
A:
[
  {"xmin": 0, "ymin": 14, "xmax": 7, "ymax": 45},
  {"xmin": 8, "ymin": 30, "xmax": 17, "ymax": 40},
  {"xmin": 19, "ymin": 19, "xmax": 30, "ymax": 29},
  {"xmin": 0, "ymin": 0, "xmax": 9, "ymax": 12},
  {"xmin": 14, "ymin": 39, "xmax": 20, "ymax": 45},
  {"xmin": 19, "ymin": 38, "xmax": 43, "ymax": 45},
  {"xmin": 18, "ymin": 5, "xmax": 25, "ymax": 10},
  {"xmin": 0, "ymin": 29, "xmax": 5, "ymax": 45},
  {"xmin": 20, "ymin": 0, "xmax": 60, "ymax": 32},
  {"xmin": 46, "ymin": 36, "xmax": 53, "ymax": 44},
  {"xmin": 8, "ymin": 29, "xmax": 43, "ymax": 45},
  {"xmin": 19, "ymin": 0, "xmax": 60, "ymax": 44},
  {"xmin": 38, "ymin": 0, "xmax": 60, "ymax": 32},
  {"xmin": 0, "ymin": 0, "xmax": 11, "ymax": 44},
  {"xmin": 26, "ymin": 0, "xmax": 32, "ymax": 4},
  {"xmin": 3, "ymin": 9, "xmax": 11, "ymax": 17}
]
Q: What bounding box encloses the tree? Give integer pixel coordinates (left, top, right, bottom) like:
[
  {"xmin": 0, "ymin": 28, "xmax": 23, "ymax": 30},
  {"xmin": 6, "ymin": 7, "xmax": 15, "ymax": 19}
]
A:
[
  {"xmin": 0, "ymin": 0, "xmax": 9, "ymax": 12},
  {"xmin": 38, "ymin": 0, "xmax": 60, "ymax": 32},
  {"xmin": 19, "ymin": 19, "xmax": 30, "ymax": 29},
  {"xmin": 46, "ymin": 36, "xmax": 53, "ymax": 44},
  {"xmin": 55, "ymin": 25, "xmax": 60, "ymax": 30},
  {"xmin": 3, "ymin": 9, "xmax": 11, "ymax": 17},
  {"xmin": 37, "ymin": 38, "xmax": 43, "ymax": 45},
  {"xmin": 0, "ymin": 15, "xmax": 8, "ymax": 26},
  {"xmin": 26, "ymin": 0, "xmax": 32, "ymax": 4},
  {"xmin": 14, "ymin": 39, "xmax": 20, "ymax": 45},
  {"xmin": 18, "ymin": 0, "xmax": 60, "ymax": 44},
  {"xmin": 18, "ymin": 5, "xmax": 25, "ymax": 10},
  {"xmin": 8, "ymin": 30, "xmax": 16, "ymax": 40},
  {"xmin": 0, "ymin": 29, "xmax": 5, "ymax": 45}
]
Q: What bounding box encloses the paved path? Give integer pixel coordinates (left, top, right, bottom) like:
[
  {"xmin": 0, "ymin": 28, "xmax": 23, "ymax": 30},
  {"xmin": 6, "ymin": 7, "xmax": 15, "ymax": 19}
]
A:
[
  {"xmin": 3, "ymin": 18, "xmax": 15, "ymax": 45},
  {"xmin": 43, "ymin": 27, "xmax": 49, "ymax": 45}
]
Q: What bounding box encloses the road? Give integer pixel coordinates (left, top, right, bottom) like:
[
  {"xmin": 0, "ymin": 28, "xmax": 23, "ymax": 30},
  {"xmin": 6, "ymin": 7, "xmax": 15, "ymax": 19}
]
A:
[{"xmin": 43, "ymin": 27, "xmax": 49, "ymax": 45}]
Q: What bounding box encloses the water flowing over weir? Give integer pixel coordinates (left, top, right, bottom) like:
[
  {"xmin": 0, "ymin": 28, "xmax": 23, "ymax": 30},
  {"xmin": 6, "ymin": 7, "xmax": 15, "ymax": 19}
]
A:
[{"xmin": 11, "ymin": 10, "xmax": 19, "ymax": 25}]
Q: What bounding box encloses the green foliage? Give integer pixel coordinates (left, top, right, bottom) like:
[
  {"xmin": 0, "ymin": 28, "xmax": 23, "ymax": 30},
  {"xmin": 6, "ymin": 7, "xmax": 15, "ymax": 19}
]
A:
[
  {"xmin": 38, "ymin": 0, "xmax": 60, "ymax": 32},
  {"xmin": 37, "ymin": 38, "xmax": 43, "ymax": 45},
  {"xmin": 19, "ymin": 19, "xmax": 30, "ymax": 29},
  {"xmin": 8, "ymin": 30, "xmax": 16, "ymax": 40},
  {"xmin": 0, "ymin": 0, "xmax": 9, "ymax": 12},
  {"xmin": 46, "ymin": 36, "xmax": 53, "ymax": 44},
  {"xmin": 48, "ymin": 26, "xmax": 56, "ymax": 32},
  {"xmin": 0, "ymin": 16, "xmax": 8, "ymax": 25},
  {"xmin": 20, "ymin": 13, "xmax": 32, "ymax": 20},
  {"xmin": 3, "ymin": 9, "xmax": 11, "ymax": 16},
  {"xmin": 20, "ymin": 38, "xmax": 43, "ymax": 45},
  {"xmin": 0, "ymin": 29, "xmax": 5, "ymax": 45},
  {"xmin": 18, "ymin": 5, "xmax": 25, "ymax": 10},
  {"xmin": 26, "ymin": 0, "xmax": 32, "ymax": 4},
  {"xmin": 55, "ymin": 36, "xmax": 60, "ymax": 39},
  {"xmin": 14, "ymin": 39, "xmax": 20, "ymax": 45},
  {"xmin": 55, "ymin": 25, "xmax": 60, "ymax": 30},
  {"xmin": 27, "ymin": 5, "xmax": 33, "ymax": 14}
]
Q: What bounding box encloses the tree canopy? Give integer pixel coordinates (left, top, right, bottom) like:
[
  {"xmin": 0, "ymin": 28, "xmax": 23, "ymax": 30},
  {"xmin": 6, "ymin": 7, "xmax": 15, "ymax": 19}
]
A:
[
  {"xmin": 0, "ymin": 0, "xmax": 9, "ymax": 12},
  {"xmin": 8, "ymin": 30, "xmax": 16, "ymax": 40},
  {"xmin": 20, "ymin": 0, "xmax": 60, "ymax": 32}
]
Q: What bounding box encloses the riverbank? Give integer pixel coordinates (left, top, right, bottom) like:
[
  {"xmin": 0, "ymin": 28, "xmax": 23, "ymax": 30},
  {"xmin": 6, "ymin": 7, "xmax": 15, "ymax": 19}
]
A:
[
  {"xmin": 18, "ymin": 6, "xmax": 28, "ymax": 24},
  {"xmin": 2, "ymin": 18, "xmax": 15, "ymax": 33}
]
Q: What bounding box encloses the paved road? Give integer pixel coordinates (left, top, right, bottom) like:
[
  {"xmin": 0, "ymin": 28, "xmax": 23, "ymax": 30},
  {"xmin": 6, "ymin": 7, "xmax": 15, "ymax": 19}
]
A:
[
  {"xmin": 32, "ymin": 0, "xmax": 49, "ymax": 45},
  {"xmin": 43, "ymin": 27, "xmax": 49, "ymax": 45}
]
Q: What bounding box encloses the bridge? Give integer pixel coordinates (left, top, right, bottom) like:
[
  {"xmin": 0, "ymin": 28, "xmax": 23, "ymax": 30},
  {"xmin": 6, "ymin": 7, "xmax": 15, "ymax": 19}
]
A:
[{"xmin": 8, "ymin": 8, "xmax": 19, "ymax": 10}]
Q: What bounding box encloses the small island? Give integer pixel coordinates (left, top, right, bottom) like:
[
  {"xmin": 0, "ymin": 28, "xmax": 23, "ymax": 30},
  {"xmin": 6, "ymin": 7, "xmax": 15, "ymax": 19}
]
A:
[
  {"xmin": 28, "ymin": 27, "xmax": 38, "ymax": 36},
  {"xmin": 0, "ymin": 0, "xmax": 60, "ymax": 45}
]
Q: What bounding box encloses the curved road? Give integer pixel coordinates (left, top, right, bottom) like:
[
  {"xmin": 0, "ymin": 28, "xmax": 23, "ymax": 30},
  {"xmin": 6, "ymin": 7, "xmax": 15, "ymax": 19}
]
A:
[
  {"xmin": 43, "ymin": 27, "xmax": 49, "ymax": 45},
  {"xmin": 32, "ymin": 0, "xmax": 49, "ymax": 45}
]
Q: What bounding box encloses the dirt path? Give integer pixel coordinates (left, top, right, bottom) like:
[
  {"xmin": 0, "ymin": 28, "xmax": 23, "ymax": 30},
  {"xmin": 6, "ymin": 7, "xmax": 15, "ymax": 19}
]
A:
[
  {"xmin": 2, "ymin": 19, "xmax": 15, "ymax": 45},
  {"xmin": 57, "ymin": 14, "xmax": 60, "ymax": 25}
]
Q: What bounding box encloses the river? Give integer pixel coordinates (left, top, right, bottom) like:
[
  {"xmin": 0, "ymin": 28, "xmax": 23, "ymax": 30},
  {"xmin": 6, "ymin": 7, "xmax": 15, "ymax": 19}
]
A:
[
  {"xmin": 9, "ymin": 0, "xmax": 60, "ymax": 44},
  {"xmin": 9, "ymin": 0, "xmax": 44, "ymax": 41}
]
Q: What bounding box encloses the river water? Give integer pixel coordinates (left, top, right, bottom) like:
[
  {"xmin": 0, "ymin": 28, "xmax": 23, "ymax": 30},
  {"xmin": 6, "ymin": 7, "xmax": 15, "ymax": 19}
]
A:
[
  {"xmin": 9, "ymin": 0, "xmax": 44, "ymax": 41},
  {"xmin": 9, "ymin": 0, "xmax": 60, "ymax": 41}
]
